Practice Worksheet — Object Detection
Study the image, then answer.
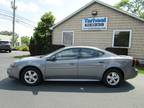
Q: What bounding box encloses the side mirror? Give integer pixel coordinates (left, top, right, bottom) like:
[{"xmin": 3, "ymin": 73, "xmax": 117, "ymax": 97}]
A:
[{"xmin": 47, "ymin": 56, "xmax": 56, "ymax": 61}]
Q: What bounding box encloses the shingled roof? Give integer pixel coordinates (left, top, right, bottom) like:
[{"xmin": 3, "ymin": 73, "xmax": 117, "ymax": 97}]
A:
[{"xmin": 52, "ymin": 0, "xmax": 144, "ymax": 29}]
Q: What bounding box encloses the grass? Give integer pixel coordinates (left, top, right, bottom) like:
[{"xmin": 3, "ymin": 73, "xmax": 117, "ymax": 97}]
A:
[
  {"xmin": 137, "ymin": 67, "xmax": 144, "ymax": 74},
  {"xmin": 14, "ymin": 55, "xmax": 30, "ymax": 59}
]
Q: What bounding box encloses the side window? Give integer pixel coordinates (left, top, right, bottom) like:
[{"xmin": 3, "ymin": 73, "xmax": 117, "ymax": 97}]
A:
[
  {"xmin": 56, "ymin": 48, "xmax": 79, "ymax": 60},
  {"xmin": 80, "ymin": 48, "xmax": 104, "ymax": 59}
]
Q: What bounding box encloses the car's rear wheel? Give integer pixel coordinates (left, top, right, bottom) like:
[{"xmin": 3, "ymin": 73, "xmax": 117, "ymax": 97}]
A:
[
  {"xmin": 103, "ymin": 69, "xmax": 123, "ymax": 87},
  {"xmin": 21, "ymin": 67, "xmax": 42, "ymax": 86}
]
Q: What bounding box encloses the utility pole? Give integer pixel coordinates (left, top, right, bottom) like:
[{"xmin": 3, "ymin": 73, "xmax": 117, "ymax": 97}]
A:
[{"xmin": 11, "ymin": 0, "xmax": 17, "ymax": 48}]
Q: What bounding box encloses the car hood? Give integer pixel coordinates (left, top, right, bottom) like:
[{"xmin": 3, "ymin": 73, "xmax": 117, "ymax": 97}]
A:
[{"xmin": 17, "ymin": 56, "xmax": 43, "ymax": 62}]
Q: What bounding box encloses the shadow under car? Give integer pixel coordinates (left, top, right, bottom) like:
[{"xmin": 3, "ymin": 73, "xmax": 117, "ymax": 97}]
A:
[{"xmin": 0, "ymin": 78, "xmax": 135, "ymax": 95}]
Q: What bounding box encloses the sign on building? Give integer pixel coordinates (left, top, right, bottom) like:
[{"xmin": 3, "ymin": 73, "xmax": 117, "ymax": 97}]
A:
[{"xmin": 82, "ymin": 17, "xmax": 108, "ymax": 30}]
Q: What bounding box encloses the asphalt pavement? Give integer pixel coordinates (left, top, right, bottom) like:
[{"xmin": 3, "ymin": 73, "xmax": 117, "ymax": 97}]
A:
[{"xmin": 0, "ymin": 51, "xmax": 144, "ymax": 108}]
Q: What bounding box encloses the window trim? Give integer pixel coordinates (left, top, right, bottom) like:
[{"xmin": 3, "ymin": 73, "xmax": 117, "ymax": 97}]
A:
[
  {"xmin": 62, "ymin": 31, "xmax": 74, "ymax": 46},
  {"xmin": 112, "ymin": 30, "xmax": 132, "ymax": 48}
]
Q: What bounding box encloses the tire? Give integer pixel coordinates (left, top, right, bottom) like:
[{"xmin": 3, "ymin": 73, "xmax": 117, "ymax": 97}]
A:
[
  {"xmin": 20, "ymin": 67, "xmax": 43, "ymax": 86},
  {"xmin": 103, "ymin": 69, "xmax": 123, "ymax": 87},
  {"xmin": 9, "ymin": 50, "xmax": 12, "ymax": 53}
]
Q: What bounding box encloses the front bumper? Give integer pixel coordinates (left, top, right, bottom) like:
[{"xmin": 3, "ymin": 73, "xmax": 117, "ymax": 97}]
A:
[{"xmin": 7, "ymin": 67, "xmax": 19, "ymax": 79}]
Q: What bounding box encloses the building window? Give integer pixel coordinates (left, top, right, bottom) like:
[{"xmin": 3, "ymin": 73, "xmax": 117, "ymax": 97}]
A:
[
  {"xmin": 112, "ymin": 30, "xmax": 132, "ymax": 48},
  {"xmin": 62, "ymin": 31, "xmax": 74, "ymax": 46}
]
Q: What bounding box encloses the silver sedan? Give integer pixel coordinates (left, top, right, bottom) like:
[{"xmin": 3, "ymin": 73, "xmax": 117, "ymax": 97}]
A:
[{"xmin": 7, "ymin": 46, "xmax": 137, "ymax": 87}]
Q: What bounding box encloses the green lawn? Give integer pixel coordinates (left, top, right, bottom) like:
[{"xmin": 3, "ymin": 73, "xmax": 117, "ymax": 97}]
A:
[
  {"xmin": 137, "ymin": 67, "xmax": 144, "ymax": 74},
  {"xmin": 14, "ymin": 55, "xmax": 30, "ymax": 59}
]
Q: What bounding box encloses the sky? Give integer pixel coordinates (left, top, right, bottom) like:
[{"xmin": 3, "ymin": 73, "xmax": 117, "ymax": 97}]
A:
[{"xmin": 0, "ymin": 0, "xmax": 121, "ymax": 37}]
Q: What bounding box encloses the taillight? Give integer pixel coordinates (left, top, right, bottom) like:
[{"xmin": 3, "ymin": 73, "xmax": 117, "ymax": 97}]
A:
[{"xmin": 132, "ymin": 59, "xmax": 139, "ymax": 67}]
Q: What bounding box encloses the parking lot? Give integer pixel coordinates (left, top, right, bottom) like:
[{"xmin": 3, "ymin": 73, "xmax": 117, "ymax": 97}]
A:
[{"xmin": 0, "ymin": 51, "xmax": 144, "ymax": 108}]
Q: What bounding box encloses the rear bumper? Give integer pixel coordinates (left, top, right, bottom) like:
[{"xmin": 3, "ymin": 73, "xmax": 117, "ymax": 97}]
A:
[
  {"xmin": 125, "ymin": 68, "xmax": 138, "ymax": 80},
  {"xmin": 0, "ymin": 46, "xmax": 11, "ymax": 50},
  {"xmin": 0, "ymin": 48, "xmax": 11, "ymax": 50}
]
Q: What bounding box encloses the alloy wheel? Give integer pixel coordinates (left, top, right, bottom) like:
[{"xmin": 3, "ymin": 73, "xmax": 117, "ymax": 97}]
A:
[
  {"xmin": 24, "ymin": 70, "xmax": 38, "ymax": 84},
  {"xmin": 106, "ymin": 72, "xmax": 120, "ymax": 86}
]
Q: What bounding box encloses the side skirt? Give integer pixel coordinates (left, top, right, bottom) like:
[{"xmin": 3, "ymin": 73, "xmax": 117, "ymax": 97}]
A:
[{"xmin": 44, "ymin": 79, "xmax": 100, "ymax": 82}]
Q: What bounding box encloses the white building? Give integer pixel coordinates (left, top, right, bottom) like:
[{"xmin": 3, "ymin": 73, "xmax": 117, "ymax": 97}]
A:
[{"xmin": 0, "ymin": 35, "xmax": 21, "ymax": 46}]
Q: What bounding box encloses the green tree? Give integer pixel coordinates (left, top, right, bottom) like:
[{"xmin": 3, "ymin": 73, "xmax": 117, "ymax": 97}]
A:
[
  {"xmin": 21, "ymin": 36, "xmax": 30, "ymax": 46},
  {"xmin": 29, "ymin": 12, "xmax": 56, "ymax": 55},
  {"xmin": 0, "ymin": 31, "xmax": 13, "ymax": 35},
  {"xmin": 115, "ymin": 0, "xmax": 144, "ymax": 19}
]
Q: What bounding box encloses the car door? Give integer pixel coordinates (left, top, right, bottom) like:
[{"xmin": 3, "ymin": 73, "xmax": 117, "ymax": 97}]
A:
[
  {"xmin": 45, "ymin": 48, "xmax": 80, "ymax": 79},
  {"xmin": 78, "ymin": 48, "xmax": 105, "ymax": 79}
]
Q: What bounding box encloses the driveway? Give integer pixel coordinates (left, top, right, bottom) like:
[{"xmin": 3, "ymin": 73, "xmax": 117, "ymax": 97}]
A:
[{"xmin": 0, "ymin": 51, "xmax": 144, "ymax": 108}]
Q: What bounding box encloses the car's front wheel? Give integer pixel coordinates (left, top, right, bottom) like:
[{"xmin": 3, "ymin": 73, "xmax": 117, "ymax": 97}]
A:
[
  {"xmin": 103, "ymin": 69, "xmax": 123, "ymax": 87},
  {"xmin": 21, "ymin": 67, "xmax": 42, "ymax": 86},
  {"xmin": 8, "ymin": 50, "xmax": 12, "ymax": 53}
]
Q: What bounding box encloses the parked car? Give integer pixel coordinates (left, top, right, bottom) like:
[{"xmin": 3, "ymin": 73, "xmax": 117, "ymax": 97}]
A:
[
  {"xmin": 7, "ymin": 46, "xmax": 137, "ymax": 87},
  {"xmin": 0, "ymin": 41, "xmax": 12, "ymax": 53}
]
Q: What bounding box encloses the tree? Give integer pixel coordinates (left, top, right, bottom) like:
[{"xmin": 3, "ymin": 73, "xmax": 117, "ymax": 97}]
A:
[
  {"xmin": 21, "ymin": 36, "xmax": 30, "ymax": 46},
  {"xmin": 0, "ymin": 31, "xmax": 17, "ymax": 36},
  {"xmin": 29, "ymin": 12, "xmax": 56, "ymax": 55},
  {"xmin": 115, "ymin": 0, "xmax": 144, "ymax": 19}
]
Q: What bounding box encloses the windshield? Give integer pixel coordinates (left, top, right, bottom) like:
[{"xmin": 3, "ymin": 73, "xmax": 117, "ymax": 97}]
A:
[{"xmin": 0, "ymin": 41, "xmax": 10, "ymax": 44}]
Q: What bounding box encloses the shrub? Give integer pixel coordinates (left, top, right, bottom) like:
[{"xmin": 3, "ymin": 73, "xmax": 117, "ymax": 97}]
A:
[
  {"xmin": 15, "ymin": 45, "xmax": 29, "ymax": 51},
  {"xmin": 29, "ymin": 12, "xmax": 57, "ymax": 56},
  {"xmin": 29, "ymin": 39, "xmax": 65, "ymax": 56}
]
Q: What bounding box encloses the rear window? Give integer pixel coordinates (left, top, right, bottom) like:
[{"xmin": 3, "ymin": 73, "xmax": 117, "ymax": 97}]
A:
[{"xmin": 80, "ymin": 48, "xmax": 104, "ymax": 59}]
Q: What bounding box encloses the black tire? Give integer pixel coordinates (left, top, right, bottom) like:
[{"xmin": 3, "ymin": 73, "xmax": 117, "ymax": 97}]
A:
[
  {"xmin": 8, "ymin": 50, "xmax": 12, "ymax": 53},
  {"xmin": 103, "ymin": 69, "xmax": 123, "ymax": 87},
  {"xmin": 20, "ymin": 67, "xmax": 43, "ymax": 86}
]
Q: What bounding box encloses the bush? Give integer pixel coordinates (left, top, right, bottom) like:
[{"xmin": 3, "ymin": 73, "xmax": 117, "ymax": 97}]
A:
[
  {"xmin": 29, "ymin": 36, "xmax": 65, "ymax": 56},
  {"xmin": 29, "ymin": 44, "xmax": 65, "ymax": 56},
  {"xmin": 15, "ymin": 45, "xmax": 29, "ymax": 51}
]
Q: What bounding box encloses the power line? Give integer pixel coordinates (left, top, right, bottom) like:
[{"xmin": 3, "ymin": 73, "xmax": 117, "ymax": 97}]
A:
[
  {"xmin": 0, "ymin": 12, "xmax": 35, "ymax": 27},
  {"xmin": 16, "ymin": 14, "xmax": 36, "ymax": 24},
  {"xmin": 0, "ymin": 17, "xmax": 34, "ymax": 30},
  {"xmin": 0, "ymin": 8, "xmax": 36, "ymax": 24},
  {"xmin": 0, "ymin": 9, "xmax": 12, "ymax": 14},
  {"xmin": 0, "ymin": 7, "xmax": 36, "ymax": 33},
  {"xmin": 0, "ymin": 16, "xmax": 13, "ymax": 22}
]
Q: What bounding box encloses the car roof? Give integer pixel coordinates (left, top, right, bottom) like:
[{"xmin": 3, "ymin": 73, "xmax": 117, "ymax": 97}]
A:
[{"xmin": 63, "ymin": 46, "xmax": 103, "ymax": 51}]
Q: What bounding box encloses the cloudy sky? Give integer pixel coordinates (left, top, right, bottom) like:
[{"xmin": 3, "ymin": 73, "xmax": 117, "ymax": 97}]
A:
[{"xmin": 0, "ymin": 0, "xmax": 120, "ymax": 37}]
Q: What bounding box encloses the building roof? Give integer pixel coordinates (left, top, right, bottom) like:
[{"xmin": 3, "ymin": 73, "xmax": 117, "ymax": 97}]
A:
[{"xmin": 52, "ymin": 0, "xmax": 144, "ymax": 29}]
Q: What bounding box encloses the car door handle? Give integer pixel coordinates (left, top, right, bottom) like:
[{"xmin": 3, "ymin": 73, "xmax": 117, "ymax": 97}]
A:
[
  {"xmin": 98, "ymin": 61, "xmax": 104, "ymax": 64},
  {"xmin": 69, "ymin": 63, "xmax": 75, "ymax": 65}
]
